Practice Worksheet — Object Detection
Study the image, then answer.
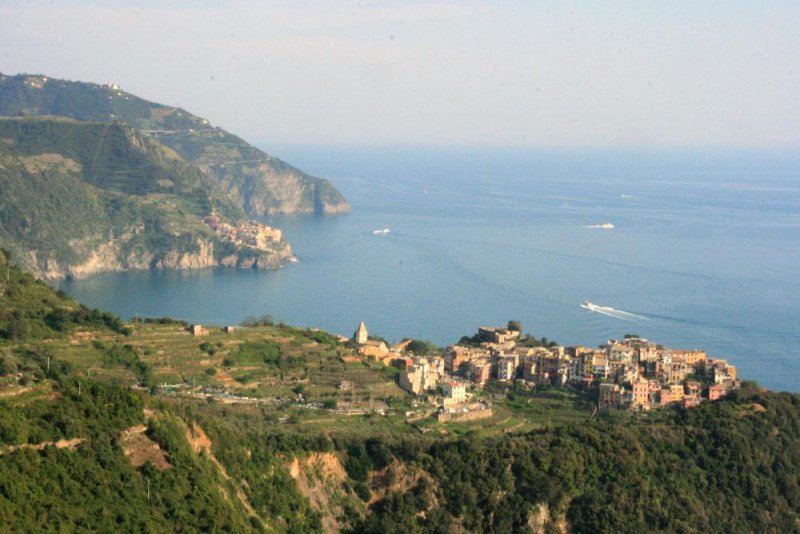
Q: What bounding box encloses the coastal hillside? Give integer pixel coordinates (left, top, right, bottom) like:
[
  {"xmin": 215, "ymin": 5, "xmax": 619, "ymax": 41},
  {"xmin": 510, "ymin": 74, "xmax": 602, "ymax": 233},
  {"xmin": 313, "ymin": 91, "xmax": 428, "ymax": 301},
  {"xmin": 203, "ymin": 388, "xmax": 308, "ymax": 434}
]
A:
[
  {"xmin": 0, "ymin": 72, "xmax": 350, "ymax": 216},
  {"xmin": 0, "ymin": 117, "xmax": 293, "ymax": 279},
  {"xmin": 0, "ymin": 252, "xmax": 799, "ymax": 532}
]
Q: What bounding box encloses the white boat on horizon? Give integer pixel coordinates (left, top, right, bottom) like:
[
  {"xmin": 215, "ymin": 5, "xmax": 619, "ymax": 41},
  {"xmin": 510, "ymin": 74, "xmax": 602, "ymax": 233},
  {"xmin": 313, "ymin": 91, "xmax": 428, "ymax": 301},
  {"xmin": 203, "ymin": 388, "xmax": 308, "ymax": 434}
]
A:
[
  {"xmin": 372, "ymin": 228, "xmax": 391, "ymax": 235},
  {"xmin": 583, "ymin": 223, "xmax": 615, "ymax": 229}
]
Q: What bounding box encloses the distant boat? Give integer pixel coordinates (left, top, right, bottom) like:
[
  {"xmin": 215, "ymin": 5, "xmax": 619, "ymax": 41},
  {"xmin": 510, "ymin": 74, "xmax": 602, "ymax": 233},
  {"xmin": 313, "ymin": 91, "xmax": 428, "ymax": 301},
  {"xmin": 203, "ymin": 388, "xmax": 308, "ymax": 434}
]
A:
[
  {"xmin": 583, "ymin": 223, "xmax": 614, "ymax": 229},
  {"xmin": 372, "ymin": 228, "xmax": 390, "ymax": 235}
]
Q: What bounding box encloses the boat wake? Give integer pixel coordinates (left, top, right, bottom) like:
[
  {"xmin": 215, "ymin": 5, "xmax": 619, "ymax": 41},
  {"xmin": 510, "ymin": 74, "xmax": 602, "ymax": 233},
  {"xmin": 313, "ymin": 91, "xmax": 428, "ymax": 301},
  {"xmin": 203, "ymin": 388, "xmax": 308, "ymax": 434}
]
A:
[{"xmin": 581, "ymin": 301, "xmax": 650, "ymax": 322}]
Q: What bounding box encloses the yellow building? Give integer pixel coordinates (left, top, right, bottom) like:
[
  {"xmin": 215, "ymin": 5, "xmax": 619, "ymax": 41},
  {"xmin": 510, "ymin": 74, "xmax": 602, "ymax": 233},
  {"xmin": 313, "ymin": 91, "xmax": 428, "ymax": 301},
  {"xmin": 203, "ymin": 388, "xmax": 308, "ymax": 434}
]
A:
[
  {"xmin": 358, "ymin": 340, "xmax": 389, "ymax": 359},
  {"xmin": 441, "ymin": 381, "xmax": 467, "ymax": 406}
]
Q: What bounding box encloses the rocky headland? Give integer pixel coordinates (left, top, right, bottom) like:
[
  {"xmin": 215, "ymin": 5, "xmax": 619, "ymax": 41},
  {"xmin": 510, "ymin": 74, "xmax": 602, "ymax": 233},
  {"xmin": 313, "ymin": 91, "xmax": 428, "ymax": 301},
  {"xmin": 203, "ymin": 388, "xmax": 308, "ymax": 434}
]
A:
[{"xmin": 0, "ymin": 73, "xmax": 347, "ymax": 279}]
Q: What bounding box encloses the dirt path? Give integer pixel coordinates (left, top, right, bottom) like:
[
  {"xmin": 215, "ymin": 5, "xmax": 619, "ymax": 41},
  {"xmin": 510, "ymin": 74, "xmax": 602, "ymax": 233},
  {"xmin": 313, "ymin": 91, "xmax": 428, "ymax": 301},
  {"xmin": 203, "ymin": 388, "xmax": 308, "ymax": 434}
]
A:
[
  {"xmin": 0, "ymin": 437, "xmax": 84, "ymax": 455},
  {"xmin": 214, "ymin": 369, "xmax": 238, "ymax": 388},
  {"xmin": 0, "ymin": 386, "xmax": 33, "ymax": 398}
]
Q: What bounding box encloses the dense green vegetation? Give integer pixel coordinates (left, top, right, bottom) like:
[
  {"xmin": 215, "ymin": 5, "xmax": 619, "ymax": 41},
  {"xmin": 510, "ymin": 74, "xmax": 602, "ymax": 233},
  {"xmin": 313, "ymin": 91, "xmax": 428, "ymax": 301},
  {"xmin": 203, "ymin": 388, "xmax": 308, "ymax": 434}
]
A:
[
  {"xmin": 0, "ymin": 381, "xmax": 264, "ymax": 532},
  {"xmin": 0, "ymin": 116, "xmax": 249, "ymax": 277},
  {"xmin": 0, "ymin": 70, "xmax": 348, "ymax": 278},
  {"xmin": 348, "ymin": 384, "xmax": 800, "ymax": 532},
  {"xmin": 1, "ymin": 251, "xmax": 800, "ymax": 532},
  {"xmin": 141, "ymin": 383, "xmax": 800, "ymax": 533},
  {"xmin": 0, "ymin": 250, "xmax": 127, "ymax": 340},
  {"xmin": 185, "ymin": 409, "xmax": 324, "ymax": 532},
  {"xmin": 0, "ymin": 117, "xmax": 205, "ymax": 195},
  {"xmin": 0, "ymin": 375, "xmax": 142, "ymax": 444},
  {"xmin": 0, "ymin": 70, "xmax": 349, "ymax": 278},
  {"xmin": 5, "ymin": 375, "xmax": 798, "ymax": 532},
  {"xmin": 405, "ymin": 339, "xmax": 440, "ymax": 356},
  {"xmin": 0, "ymin": 257, "xmax": 319, "ymax": 530},
  {"xmin": 0, "ymin": 71, "xmax": 349, "ymax": 217}
]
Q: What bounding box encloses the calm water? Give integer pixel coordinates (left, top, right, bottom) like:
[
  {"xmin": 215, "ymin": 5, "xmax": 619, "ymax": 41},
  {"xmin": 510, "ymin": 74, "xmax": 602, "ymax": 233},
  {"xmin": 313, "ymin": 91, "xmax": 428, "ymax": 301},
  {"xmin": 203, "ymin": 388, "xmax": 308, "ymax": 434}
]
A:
[{"xmin": 63, "ymin": 147, "xmax": 800, "ymax": 392}]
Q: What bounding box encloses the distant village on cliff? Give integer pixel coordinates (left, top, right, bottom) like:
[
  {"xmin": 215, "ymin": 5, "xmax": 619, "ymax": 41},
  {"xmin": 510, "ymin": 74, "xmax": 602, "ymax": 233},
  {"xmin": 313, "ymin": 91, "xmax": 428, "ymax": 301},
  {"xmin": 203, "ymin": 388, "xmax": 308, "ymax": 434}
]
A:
[{"xmin": 344, "ymin": 320, "xmax": 738, "ymax": 422}]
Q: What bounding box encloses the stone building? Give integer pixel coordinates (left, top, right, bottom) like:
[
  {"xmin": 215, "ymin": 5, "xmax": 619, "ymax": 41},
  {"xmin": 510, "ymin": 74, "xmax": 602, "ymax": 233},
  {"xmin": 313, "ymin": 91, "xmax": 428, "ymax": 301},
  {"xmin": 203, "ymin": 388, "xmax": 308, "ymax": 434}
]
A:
[
  {"xmin": 441, "ymin": 381, "xmax": 467, "ymax": 405},
  {"xmin": 353, "ymin": 321, "xmax": 369, "ymax": 344}
]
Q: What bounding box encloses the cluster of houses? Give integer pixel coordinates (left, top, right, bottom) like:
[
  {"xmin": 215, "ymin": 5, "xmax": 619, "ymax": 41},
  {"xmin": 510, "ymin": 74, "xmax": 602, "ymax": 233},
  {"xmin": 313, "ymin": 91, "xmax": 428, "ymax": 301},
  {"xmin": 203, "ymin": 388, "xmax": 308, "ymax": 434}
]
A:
[
  {"xmin": 586, "ymin": 338, "xmax": 738, "ymax": 409},
  {"xmin": 349, "ymin": 322, "xmax": 468, "ymax": 408},
  {"xmin": 202, "ymin": 214, "xmax": 282, "ymax": 250},
  {"xmin": 351, "ymin": 321, "xmax": 739, "ymax": 411}
]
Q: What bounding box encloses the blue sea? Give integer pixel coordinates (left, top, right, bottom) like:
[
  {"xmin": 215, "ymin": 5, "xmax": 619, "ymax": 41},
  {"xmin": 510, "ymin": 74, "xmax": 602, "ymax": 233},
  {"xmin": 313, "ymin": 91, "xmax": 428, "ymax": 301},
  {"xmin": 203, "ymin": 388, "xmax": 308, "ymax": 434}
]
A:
[{"xmin": 62, "ymin": 147, "xmax": 800, "ymax": 392}]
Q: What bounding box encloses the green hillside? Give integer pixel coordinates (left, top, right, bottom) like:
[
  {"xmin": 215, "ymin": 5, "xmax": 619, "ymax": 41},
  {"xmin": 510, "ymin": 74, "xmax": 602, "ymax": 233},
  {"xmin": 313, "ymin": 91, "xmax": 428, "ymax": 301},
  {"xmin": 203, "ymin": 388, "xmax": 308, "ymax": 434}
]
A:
[
  {"xmin": 0, "ymin": 116, "xmax": 205, "ymax": 195},
  {"xmin": 1, "ymin": 253, "xmax": 799, "ymax": 532},
  {"xmin": 0, "ymin": 249, "xmax": 126, "ymax": 341},
  {"xmin": 0, "ymin": 72, "xmax": 350, "ymax": 216},
  {"xmin": 0, "ymin": 116, "xmax": 291, "ymax": 279}
]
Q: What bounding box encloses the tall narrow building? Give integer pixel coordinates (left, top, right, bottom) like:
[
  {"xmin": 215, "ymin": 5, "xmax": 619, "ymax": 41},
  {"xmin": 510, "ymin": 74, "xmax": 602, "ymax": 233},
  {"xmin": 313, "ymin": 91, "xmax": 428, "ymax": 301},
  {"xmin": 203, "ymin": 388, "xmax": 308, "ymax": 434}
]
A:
[{"xmin": 353, "ymin": 321, "xmax": 368, "ymax": 344}]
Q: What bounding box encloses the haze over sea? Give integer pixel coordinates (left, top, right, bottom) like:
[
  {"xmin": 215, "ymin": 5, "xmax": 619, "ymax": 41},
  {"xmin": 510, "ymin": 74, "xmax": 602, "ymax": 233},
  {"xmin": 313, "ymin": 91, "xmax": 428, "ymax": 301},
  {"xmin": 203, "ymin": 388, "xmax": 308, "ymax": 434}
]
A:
[{"xmin": 63, "ymin": 147, "xmax": 800, "ymax": 392}]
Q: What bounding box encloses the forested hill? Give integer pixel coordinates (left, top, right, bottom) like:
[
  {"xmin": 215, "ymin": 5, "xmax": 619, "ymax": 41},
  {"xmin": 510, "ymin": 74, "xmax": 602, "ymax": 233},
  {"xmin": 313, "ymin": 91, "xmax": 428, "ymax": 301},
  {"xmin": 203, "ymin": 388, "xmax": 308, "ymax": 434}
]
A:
[
  {"xmin": 0, "ymin": 250, "xmax": 798, "ymax": 531},
  {"xmin": 0, "ymin": 248, "xmax": 128, "ymax": 341},
  {"xmin": 0, "ymin": 117, "xmax": 293, "ymax": 279},
  {"xmin": 0, "ymin": 116, "xmax": 208, "ymax": 196},
  {"xmin": 350, "ymin": 386, "xmax": 800, "ymax": 532},
  {"xmin": 0, "ymin": 72, "xmax": 350, "ymax": 216}
]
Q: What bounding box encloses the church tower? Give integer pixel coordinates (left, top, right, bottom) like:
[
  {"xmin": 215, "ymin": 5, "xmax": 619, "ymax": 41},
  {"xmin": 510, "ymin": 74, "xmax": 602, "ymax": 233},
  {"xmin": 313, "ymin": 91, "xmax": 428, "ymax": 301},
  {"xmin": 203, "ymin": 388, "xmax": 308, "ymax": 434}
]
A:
[{"xmin": 353, "ymin": 321, "xmax": 368, "ymax": 344}]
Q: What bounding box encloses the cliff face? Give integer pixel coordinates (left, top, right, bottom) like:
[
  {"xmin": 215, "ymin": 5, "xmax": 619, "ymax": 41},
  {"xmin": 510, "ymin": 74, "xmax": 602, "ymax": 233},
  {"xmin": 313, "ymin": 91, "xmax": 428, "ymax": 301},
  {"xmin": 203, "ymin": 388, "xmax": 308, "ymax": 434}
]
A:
[
  {"xmin": 0, "ymin": 73, "xmax": 347, "ymax": 279},
  {"xmin": 0, "ymin": 117, "xmax": 296, "ymax": 280},
  {"xmin": 0, "ymin": 72, "xmax": 350, "ymax": 217},
  {"xmin": 209, "ymin": 160, "xmax": 351, "ymax": 216},
  {"xmin": 38, "ymin": 237, "xmax": 294, "ymax": 280}
]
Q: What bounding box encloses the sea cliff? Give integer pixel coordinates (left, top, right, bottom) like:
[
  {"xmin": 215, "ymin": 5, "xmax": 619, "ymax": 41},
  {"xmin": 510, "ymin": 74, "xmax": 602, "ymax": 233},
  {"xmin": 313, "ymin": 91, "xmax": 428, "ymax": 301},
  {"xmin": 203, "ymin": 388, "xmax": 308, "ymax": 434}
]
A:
[
  {"xmin": 34, "ymin": 237, "xmax": 294, "ymax": 280},
  {"xmin": 0, "ymin": 115, "xmax": 298, "ymax": 280}
]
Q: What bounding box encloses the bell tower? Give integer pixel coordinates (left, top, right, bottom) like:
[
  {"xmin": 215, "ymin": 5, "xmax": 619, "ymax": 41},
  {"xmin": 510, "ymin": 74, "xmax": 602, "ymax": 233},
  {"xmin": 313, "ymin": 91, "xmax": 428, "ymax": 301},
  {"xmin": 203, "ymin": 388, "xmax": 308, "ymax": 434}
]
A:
[{"xmin": 353, "ymin": 321, "xmax": 368, "ymax": 344}]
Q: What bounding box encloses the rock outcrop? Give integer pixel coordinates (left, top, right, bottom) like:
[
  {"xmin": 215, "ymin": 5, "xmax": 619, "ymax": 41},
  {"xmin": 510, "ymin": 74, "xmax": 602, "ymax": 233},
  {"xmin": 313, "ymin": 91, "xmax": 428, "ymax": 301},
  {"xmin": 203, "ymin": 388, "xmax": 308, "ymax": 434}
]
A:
[{"xmin": 35, "ymin": 237, "xmax": 293, "ymax": 280}]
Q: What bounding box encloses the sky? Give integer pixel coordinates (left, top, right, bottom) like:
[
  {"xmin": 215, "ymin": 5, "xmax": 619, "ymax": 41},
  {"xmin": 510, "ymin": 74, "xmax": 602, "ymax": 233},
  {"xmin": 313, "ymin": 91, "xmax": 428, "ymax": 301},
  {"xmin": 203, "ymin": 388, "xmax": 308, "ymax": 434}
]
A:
[{"xmin": 0, "ymin": 0, "xmax": 798, "ymax": 148}]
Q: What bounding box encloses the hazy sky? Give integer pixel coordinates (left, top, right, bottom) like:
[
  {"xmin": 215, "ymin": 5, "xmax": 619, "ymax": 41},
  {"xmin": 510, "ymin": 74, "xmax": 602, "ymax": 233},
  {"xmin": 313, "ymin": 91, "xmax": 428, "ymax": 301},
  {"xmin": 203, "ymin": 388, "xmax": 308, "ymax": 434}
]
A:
[{"xmin": 1, "ymin": 1, "xmax": 798, "ymax": 147}]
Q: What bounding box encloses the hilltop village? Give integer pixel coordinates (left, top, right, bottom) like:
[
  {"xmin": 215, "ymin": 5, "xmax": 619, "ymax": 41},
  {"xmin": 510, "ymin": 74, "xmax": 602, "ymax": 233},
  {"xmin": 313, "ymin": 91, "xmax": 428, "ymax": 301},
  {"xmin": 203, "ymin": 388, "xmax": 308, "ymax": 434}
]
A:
[{"xmin": 348, "ymin": 321, "xmax": 739, "ymax": 415}]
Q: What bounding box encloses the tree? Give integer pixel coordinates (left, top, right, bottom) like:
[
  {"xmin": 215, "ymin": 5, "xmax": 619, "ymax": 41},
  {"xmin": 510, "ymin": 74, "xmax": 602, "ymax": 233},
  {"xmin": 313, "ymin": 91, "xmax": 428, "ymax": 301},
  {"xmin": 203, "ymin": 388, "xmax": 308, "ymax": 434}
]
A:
[
  {"xmin": 406, "ymin": 340, "xmax": 440, "ymax": 356},
  {"xmin": 0, "ymin": 356, "xmax": 17, "ymax": 376},
  {"xmin": 507, "ymin": 320, "xmax": 522, "ymax": 332}
]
